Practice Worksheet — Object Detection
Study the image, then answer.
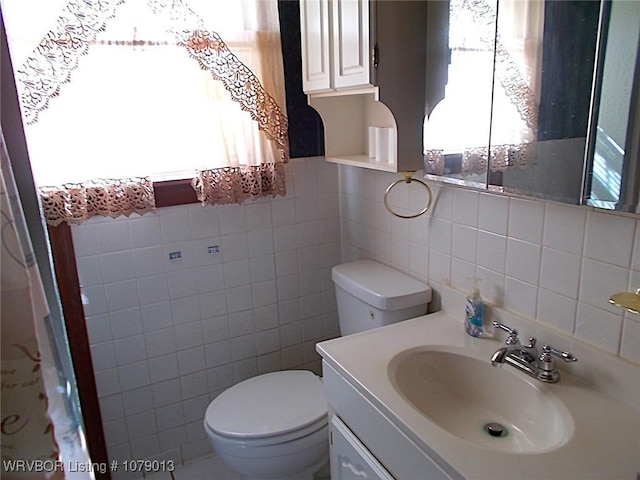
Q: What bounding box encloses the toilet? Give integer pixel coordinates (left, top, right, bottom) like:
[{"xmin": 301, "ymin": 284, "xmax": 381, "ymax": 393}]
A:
[{"xmin": 204, "ymin": 260, "xmax": 431, "ymax": 480}]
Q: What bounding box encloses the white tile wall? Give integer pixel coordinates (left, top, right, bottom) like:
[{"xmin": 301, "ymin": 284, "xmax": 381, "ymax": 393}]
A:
[
  {"xmin": 339, "ymin": 164, "xmax": 640, "ymax": 366},
  {"xmin": 73, "ymin": 158, "xmax": 341, "ymax": 477},
  {"xmin": 74, "ymin": 158, "xmax": 640, "ymax": 478}
]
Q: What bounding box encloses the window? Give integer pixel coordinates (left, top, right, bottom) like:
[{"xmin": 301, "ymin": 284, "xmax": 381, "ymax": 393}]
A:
[{"xmin": 2, "ymin": 0, "xmax": 289, "ymax": 225}]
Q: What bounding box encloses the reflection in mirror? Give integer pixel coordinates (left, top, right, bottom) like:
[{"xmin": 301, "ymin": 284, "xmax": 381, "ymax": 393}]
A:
[
  {"xmin": 423, "ymin": 0, "xmax": 497, "ymax": 187},
  {"xmin": 494, "ymin": 0, "xmax": 600, "ymax": 203},
  {"xmin": 423, "ymin": 0, "xmax": 602, "ymax": 206},
  {"xmin": 584, "ymin": 0, "xmax": 640, "ymax": 212}
]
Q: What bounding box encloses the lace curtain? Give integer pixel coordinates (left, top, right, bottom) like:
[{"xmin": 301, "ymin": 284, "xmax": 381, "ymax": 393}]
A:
[
  {"xmin": 424, "ymin": 0, "xmax": 543, "ymax": 177},
  {"xmin": 3, "ymin": 0, "xmax": 289, "ymax": 226}
]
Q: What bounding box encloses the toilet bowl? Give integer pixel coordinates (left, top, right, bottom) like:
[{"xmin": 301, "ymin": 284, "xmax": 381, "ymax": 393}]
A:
[
  {"xmin": 204, "ymin": 370, "xmax": 329, "ymax": 480},
  {"xmin": 204, "ymin": 260, "xmax": 431, "ymax": 479}
]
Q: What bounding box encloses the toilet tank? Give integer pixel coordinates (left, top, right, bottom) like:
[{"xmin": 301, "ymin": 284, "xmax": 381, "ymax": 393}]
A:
[{"xmin": 332, "ymin": 260, "xmax": 432, "ymax": 336}]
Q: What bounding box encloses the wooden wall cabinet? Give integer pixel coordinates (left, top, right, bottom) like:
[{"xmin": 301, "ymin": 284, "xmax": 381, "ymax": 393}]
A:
[
  {"xmin": 299, "ymin": 0, "xmax": 428, "ymax": 173},
  {"xmin": 300, "ymin": 0, "xmax": 371, "ymax": 93}
]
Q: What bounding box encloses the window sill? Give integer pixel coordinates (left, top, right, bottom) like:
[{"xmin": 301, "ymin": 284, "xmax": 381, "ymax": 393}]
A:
[{"xmin": 153, "ymin": 178, "xmax": 198, "ymax": 208}]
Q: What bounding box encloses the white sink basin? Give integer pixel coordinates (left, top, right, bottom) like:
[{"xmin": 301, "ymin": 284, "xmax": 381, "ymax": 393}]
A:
[{"xmin": 388, "ymin": 347, "xmax": 575, "ymax": 453}]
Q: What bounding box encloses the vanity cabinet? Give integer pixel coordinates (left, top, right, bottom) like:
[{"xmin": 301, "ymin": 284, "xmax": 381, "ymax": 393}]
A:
[
  {"xmin": 330, "ymin": 415, "xmax": 394, "ymax": 480},
  {"xmin": 323, "ymin": 361, "xmax": 456, "ymax": 480},
  {"xmin": 299, "ymin": 0, "xmax": 427, "ymax": 173}
]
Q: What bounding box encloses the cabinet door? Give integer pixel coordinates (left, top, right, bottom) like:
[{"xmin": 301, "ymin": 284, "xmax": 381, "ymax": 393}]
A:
[
  {"xmin": 330, "ymin": 415, "xmax": 394, "ymax": 480},
  {"xmin": 331, "ymin": 0, "xmax": 370, "ymax": 89},
  {"xmin": 300, "ymin": 0, "xmax": 332, "ymax": 93}
]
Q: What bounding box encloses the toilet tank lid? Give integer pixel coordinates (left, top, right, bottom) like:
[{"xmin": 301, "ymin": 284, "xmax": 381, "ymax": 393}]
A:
[
  {"xmin": 205, "ymin": 370, "xmax": 327, "ymax": 439},
  {"xmin": 332, "ymin": 260, "xmax": 431, "ymax": 311}
]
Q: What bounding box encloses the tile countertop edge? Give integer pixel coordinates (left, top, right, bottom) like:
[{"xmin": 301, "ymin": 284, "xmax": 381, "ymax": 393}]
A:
[{"xmin": 317, "ymin": 304, "xmax": 640, "ymax": 479}]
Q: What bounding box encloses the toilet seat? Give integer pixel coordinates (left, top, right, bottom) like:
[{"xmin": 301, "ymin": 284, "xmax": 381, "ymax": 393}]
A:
[
  {"xmin": 205, "ymin": 415, "xmax": 327, "ymax": 448},
  {"xmin": 205, "ymin": 370, "xmax": 328, "ymax": 444}
]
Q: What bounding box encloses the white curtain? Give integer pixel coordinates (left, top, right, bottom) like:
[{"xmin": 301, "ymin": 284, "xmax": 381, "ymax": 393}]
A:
[
  {"xmin": 1, "ymin": 129, "xmax": 62, "ymax": 479},
  {"xmin": 2, "ymin": 0, "xmax": 289, "ymax": 225}
]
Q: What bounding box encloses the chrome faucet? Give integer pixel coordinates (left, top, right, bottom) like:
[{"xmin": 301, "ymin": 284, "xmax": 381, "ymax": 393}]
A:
[
  {"xmin": 490, "ymin": 322, "xmax": 577, "ymax": 383},
  {"xmin": 491, "ymin": 322, "xmax": 538, "ymax": 362}
]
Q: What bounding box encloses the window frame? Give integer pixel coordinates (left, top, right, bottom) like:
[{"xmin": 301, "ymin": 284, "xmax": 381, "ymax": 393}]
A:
[
  {"xmin": 45, "ymin": 179, "xmax": 196, "ymax": 480},
  {"xmin": 153, "ymin": 178, "xmax": 199, "ymax": 207}
]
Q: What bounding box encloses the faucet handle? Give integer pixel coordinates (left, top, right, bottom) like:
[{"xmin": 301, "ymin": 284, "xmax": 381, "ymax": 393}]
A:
[
  {"xmin": 541, "ymin": 344, "xmax": 578, "ymax": 363},
  {"xmin": 492, "ymin": 321, "xmax": 520, "ymax": 345}
]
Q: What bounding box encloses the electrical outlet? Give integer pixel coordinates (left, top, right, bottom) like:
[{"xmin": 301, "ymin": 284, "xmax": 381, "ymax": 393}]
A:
[
  {"xmin": 169, "ymin": 251, "xmax": 182, "ymax": 261},
  {"xmin": 208, "ymin": 245, "xmax": 220, "ymax": 255}
]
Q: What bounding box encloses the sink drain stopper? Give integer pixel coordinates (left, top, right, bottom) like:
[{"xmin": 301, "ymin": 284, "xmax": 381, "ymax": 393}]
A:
[{"xmin": 483, "ymin": 422, "xmax": 508, "ymax": 438}]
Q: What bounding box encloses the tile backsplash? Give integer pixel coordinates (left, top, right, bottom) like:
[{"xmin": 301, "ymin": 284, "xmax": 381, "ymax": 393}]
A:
[
  {"xmin": 73, "ymin": 158, "xmax": 341, "ymax": 474},
  {"xmin": 73, "ymin": 157, "xmax": 640, "ymax": 475},
  {"xmin": 339, "ymin": 164, "xmax": 640, "ymax": 365}
]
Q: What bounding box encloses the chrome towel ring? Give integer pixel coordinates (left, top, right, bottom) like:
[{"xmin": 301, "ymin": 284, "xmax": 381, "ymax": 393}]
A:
[{"xmin": 383, "ymin": 172, "xmax": 432, "ymax": 219}]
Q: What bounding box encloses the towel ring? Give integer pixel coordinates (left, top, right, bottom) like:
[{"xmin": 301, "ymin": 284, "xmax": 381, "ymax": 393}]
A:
[{"xmin": 384, "ymin": 172, "xmax": 432, "ymax": 219}]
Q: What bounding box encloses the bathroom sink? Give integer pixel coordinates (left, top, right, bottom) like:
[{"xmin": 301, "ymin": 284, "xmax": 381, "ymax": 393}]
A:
[{"xmin": 388, "ymin": 348, "xmax": 574, "ymax": 454}]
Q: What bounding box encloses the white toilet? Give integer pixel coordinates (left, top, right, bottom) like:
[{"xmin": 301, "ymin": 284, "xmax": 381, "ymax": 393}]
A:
[{"xmin": 204, "ymin": 260, "xmax": 431, "ymax": 480}]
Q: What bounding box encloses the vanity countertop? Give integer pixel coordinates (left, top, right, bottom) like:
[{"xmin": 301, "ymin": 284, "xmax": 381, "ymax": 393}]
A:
[{"xmin": 317, "ymin": 310, "xmax": 640, "ymax": 480}]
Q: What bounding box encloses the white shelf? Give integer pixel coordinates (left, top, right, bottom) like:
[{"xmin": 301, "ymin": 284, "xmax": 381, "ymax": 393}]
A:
[
  {"xmin": 325, "ymin": 154, "xmax": 398, "ymax": 172},
  {"xmin": 307, "ymin": 85, "xmax": 379, "ymax": 99},
  {"xmin": 310, "ymin": 91, "xmax": 403, "ymax": 170}
]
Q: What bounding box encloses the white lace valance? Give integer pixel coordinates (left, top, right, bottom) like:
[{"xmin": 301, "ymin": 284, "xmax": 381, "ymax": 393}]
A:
[{"xmin": 40, "ymin": 178, "xmax": 156, "ymax": 226}]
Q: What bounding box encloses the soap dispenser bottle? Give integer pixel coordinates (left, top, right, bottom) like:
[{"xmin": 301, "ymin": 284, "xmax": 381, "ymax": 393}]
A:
[{"xmin": 465, "ymin": 281, "xmax": 484, "ymax": 337}]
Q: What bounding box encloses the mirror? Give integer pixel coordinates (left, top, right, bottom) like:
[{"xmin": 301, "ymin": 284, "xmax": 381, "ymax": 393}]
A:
[
  {"xmin": 584, "ymin": 0, "xmax": 640, "ymax": 211},
  {"xmin": 422, "ymin": 0, "xmax": 640, "ymax": 213}
]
